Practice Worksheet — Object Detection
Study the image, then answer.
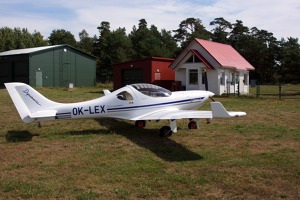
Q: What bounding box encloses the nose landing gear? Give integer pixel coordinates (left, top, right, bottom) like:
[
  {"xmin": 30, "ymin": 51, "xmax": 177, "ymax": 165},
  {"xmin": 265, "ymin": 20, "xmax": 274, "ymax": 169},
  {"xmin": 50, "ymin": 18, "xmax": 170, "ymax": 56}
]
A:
[
  {"xmin": 135, "ymin": 118, "xmax": 208, "ymax": 137},
  {"xmin": 159, "ymin": 126, "xmax": 173, "ymax": 137}
]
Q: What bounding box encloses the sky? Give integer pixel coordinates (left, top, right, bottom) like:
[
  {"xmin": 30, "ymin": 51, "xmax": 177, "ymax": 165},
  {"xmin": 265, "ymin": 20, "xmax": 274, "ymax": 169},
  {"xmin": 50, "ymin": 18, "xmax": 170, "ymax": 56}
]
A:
[{"xmin": 0, "ymin": 0, "xmax": 299, "ymax": 41}]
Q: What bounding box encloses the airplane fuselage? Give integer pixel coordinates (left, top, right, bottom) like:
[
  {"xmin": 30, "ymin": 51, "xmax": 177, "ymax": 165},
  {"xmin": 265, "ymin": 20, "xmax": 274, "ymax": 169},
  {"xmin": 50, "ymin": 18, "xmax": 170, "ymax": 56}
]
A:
[{"xmin": 52, "ymin": 86, "xmax": 212, "ymax": 121}]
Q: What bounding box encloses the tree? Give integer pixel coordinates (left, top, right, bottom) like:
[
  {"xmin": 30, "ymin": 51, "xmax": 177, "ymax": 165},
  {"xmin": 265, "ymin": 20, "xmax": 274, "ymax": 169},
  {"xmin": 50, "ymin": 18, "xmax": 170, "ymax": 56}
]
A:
[
  {"xmin": 251, "ymin": 28, "xmax": 279, "ymax": 83},
  {"xmin": 160, "ymin": 29, "xmax": 179, "ymax": 58},
  {"xmin": 94, "ymin": 22, "xmax": 133, "ymax": 80},
  {"xmin": 110, "ymin": 27, "xmax": 132, "ymax": 63},
  {"xmin": 129, "ymin": 19, "xmax": 178, "ymax": 59},
  {"xmin": 93, "ymin": 21, "xmax": 113, "ymax": 80},
  {"xmin": 0, "ymin": 27, "xmax": 47, "ymax": 52},
  {"xmin": 173, "ymin": 17, "xmax": 210, "ymax": 48},
  {"xmin": 0, "ymin": 27, "xmax": 15, "ymax": 51},
  {"xmin": 48, "ymin": 29, "xmax": 77, "ymax": 46},
  {"xmin": 147, "ymin": 26, "xmax": 179, "ymax": 58},
  {"xmin": 278, "ymin": 37, "xmax": 300, "ymax": 83},
  {"xmin": 129, "ymin": 19, "xmax": 151, "ymax": 59},
  {"xmin": 210, "ymin": 17, "xmax": 232, "ymax": 44},
  {"xmin": 231, "ymin": 26, "xmax": 280, "ymax": 83},
  {"xmin": 228, "ymin": 20, "xmax": 249, "ymax": 47},
  {"xmin": 78, "ymin": 29, "xmax": 95, "ymax": 54},
  {"xmin": 32, "ymin": 31, "xmax": 48, "ymax": 47},
  {"xmin": 14, "ymin": 28, "xmax": 29, "ymax": 49}
]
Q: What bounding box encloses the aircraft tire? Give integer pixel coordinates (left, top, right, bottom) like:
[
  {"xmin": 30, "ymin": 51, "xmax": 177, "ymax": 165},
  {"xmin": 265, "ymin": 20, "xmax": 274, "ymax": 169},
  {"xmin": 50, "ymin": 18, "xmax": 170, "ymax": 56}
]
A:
[
  {"xmin": 188, "ymin": 121, "xmax": 197, "ymax": 129},
  {"xmin": 135, "ymin": 120, "xmax": 146, "ymax": 128},
  {"xmin": 159, "ymin": 126, "xmax": 173, "ymax": 137}
]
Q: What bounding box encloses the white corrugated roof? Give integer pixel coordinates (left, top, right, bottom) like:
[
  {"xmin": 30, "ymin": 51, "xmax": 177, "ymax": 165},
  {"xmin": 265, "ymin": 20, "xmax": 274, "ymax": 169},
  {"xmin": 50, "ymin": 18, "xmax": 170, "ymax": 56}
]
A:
[{"xmin": 0, "ymin": 45, "xmax": 62, "ymax": 56}]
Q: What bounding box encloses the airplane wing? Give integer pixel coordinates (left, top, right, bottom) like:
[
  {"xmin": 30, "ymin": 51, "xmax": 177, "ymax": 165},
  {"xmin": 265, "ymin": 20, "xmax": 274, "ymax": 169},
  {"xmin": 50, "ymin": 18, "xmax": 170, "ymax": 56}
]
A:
[
  {"xmin": 130, "ymin": 102, "xmax": 246, "ymax": 121},
  {"xmin": 131, "ymin": 110, "xmax": 212, "ymax": 120}
]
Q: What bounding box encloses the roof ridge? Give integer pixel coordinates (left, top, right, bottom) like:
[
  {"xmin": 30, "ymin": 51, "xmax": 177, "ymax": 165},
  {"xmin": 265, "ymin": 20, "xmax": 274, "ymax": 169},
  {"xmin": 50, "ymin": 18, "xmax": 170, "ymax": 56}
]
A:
[{"xmin": 195, "ymin": 38, "xmax": 231, "ymax": 47}]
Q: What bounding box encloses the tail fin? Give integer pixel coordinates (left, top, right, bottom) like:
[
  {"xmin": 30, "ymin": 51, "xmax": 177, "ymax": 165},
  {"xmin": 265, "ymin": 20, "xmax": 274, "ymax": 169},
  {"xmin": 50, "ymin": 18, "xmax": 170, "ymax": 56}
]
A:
[{"xmin": 5, "ymin": 82, "xmax": 60, "ymax": 123}]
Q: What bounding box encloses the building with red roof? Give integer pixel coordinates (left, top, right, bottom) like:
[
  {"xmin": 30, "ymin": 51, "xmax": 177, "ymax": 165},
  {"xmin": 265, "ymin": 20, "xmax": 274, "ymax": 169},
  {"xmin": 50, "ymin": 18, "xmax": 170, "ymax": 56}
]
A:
[{"xmin": 169, "ymin": 38, "xmax": 255, "ymax": 95}]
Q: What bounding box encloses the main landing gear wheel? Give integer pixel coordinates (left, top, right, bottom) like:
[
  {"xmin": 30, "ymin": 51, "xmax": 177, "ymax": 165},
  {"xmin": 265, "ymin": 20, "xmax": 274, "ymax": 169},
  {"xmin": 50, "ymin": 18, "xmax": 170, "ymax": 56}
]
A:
[
  {"xmin": 37, "ymin": 122, "xmax": 42, "ymax": 128},
  {"xmin": 188, "ymin": 121, "xmax": 197, "ymax": 129},
  {"xmin": 159, "ymin": 126, "xmax": 173, "ymax": 137},
  {"xmin": 135, "ymin": 120, "xmax": 146, "ymax": 128}
]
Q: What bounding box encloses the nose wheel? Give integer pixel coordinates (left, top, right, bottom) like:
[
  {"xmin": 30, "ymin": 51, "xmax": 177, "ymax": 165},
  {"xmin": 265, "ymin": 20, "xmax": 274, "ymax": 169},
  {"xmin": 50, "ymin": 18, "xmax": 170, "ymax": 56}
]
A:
[{"xmin": 159, "ymin": 126, "xmax": 173, "ymax": 137}]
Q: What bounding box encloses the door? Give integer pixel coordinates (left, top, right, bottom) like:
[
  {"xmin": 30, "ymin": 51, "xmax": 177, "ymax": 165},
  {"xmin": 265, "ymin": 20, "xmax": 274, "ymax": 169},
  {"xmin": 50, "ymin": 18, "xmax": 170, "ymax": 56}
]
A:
[
  {"xmin": 122, "ymin": 69, "xmax": 143, "ymax": 86},
  {"xmin": 36, "ymin": 71, "xmax": 43, "ymax": 87},
  {"xmin": 186, "ymin": 69, "xmax": 199, "ymax": 90}
]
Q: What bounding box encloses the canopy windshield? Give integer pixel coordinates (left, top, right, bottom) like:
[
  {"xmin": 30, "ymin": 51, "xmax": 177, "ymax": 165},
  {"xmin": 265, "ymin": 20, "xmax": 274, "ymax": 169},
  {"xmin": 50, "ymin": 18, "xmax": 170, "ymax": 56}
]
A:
[{"xmin": 131, "ymin": 83, "xmax": 172, "ymax": 97}]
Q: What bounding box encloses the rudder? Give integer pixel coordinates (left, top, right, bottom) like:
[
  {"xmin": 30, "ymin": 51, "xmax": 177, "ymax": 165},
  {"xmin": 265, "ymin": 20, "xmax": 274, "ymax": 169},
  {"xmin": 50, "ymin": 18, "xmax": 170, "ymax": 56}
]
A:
[{"xmin": 5, "ymin": 82, "xmax": 60, "ymax": 123}]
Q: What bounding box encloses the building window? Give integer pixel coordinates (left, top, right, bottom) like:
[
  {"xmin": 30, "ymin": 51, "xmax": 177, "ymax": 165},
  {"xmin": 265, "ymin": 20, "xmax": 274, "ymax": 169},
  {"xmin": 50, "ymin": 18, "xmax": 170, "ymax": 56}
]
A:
[
  {"xmin": 186, "ymin": 55, "xmax": 202, "ymax": 63},
  {"xmin": 244, "ymin": 74, "xmax": 248, "ymax": 85},
  {"xmin": 220, "ymin": 72, "xmax": 225, "ymax": 85},
  {"xmin": 189, "ymin": 69, "xmax": 198, "ymax": 85},
  {"xmin": 202, "ymin": 70, "xmax": 206, "ymax": 84},
  {"xmin": 186, "ymin": 55, "xmax": 194, "ymax": 63},
  {"xmin": 154, "ymin": 72, "xmax": 161, "ymax": 80},
  {"xmin": 231, "ymin": 73, "xmax": 235, "ymax": 85}
]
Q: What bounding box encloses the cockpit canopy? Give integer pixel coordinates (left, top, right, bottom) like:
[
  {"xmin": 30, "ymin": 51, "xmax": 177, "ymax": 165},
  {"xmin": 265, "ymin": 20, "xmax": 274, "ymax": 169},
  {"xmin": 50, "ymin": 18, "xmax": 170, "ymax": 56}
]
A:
[{"xmin": 131, "ymin": 83, "xmax": 172, "ymax": 97}]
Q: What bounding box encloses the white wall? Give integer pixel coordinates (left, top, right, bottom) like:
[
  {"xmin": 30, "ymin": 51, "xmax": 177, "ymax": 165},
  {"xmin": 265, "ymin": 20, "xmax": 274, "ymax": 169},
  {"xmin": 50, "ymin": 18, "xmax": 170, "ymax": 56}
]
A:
[
  {"xmin": 240, "ymin": 71, "xmax": 249, "ymax": 94},
  {"xmin": 175, "ymin": 67, "xmax": 250, "ymax": 95},
  {"xmin": 218, "ymin": 69, "xmax": 250, "ymax": 95},
  {"xmin": 175, "ymin": 68, "xmax": 186, "ymax": 87},
  {"xmin": 206, "ymin": 69, "xmax": 218, "ymax": 94}
]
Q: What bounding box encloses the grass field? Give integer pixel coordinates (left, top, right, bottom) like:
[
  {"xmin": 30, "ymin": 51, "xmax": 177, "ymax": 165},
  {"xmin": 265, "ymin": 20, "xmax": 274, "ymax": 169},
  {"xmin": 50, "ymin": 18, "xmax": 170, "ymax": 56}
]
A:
[
  {"xmin": 0, "ymin": 84, "xmax": 299, "ymax": 199},
  {"xmin": 249, "ymin": 84, "xmax": 300, "ymax": 99}
]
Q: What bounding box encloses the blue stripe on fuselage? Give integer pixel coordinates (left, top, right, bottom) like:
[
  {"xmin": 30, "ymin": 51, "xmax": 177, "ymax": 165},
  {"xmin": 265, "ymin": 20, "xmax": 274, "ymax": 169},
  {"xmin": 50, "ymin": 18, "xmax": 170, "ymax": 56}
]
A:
[{"xmin": 107, "ymin": 97, "xmax": 204, "ymax": 112}]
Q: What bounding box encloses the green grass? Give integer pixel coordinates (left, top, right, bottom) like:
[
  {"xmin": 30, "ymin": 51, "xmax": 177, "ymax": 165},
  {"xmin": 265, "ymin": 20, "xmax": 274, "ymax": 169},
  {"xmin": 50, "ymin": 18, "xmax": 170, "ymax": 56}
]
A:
[{"xmin": 0, "ymin": 84, "xmax": 299, "ymax": 199}]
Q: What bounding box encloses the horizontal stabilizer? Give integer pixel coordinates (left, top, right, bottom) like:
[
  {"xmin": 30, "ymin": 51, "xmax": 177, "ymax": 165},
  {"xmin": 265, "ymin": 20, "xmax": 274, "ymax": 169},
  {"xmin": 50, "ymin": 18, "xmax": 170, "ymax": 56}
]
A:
[
  {"xmin": 211, "ymin": 102, "xmax": 246, "ymax": 118},
  {"xmin": 29, "ymin": 110, "xmax": 57, "ymax": 118}
]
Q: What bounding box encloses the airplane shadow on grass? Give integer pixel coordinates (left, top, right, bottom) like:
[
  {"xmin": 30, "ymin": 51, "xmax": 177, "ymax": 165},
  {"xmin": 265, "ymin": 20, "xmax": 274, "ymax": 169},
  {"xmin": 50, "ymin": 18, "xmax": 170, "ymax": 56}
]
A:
[
  {"xmin": 85, "ymin": 118, "xmax": 204, "ymax": 162},
  {"xmin": 6, "ymin": 130, "xmax": 39, "ymax": 142},
  {"xmin": 5, "ymin": 119, "xmax": 203, "ymax": 162}
]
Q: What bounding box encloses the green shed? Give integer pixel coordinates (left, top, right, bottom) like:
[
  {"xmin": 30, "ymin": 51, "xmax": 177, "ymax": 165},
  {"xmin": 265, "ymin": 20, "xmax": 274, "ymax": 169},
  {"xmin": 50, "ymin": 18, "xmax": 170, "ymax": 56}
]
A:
[{"xmin": 0, "ymin": 45, "xmax": 96, "ymax": 87}]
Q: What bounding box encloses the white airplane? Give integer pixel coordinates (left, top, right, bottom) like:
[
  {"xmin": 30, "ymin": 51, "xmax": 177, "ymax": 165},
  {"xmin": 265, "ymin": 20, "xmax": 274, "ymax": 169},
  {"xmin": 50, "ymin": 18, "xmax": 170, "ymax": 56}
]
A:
[{"xmin": 5, "ymin": 82, "xmax": 246, "ymax": 137}]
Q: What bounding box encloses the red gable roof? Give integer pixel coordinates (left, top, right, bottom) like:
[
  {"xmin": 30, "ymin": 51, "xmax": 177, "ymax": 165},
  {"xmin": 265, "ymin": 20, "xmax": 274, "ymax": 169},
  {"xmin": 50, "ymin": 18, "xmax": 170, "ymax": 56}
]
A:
[{"xmin": 195, "ymin": 39, "xmax": 255, "ymax": 70}]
